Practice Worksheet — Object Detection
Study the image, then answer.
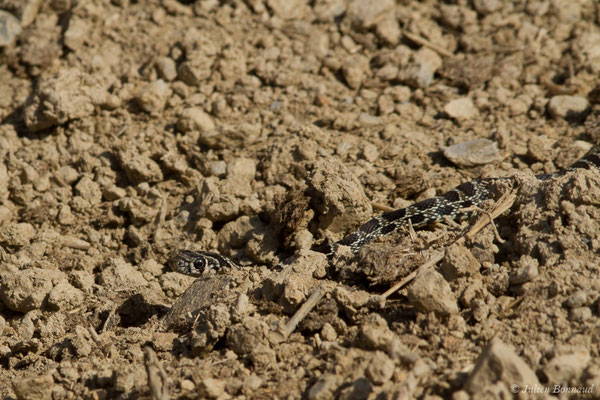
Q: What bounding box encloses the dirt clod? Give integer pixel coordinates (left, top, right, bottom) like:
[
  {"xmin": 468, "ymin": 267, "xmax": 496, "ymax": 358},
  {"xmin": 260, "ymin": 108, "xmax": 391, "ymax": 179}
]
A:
[
  {"xmin": 408, "ymin": 269, "xmax": 459, "ymax": 315},
  {"xmin": 464, "ymin": 338, "xmax": 539, "ymax": 397}
]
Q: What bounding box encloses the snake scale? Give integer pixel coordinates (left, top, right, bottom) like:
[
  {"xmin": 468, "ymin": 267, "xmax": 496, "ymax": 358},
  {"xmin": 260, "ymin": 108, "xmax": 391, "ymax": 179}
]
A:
[{"xmin": 168, "ymin": 145, "xmax": 600, "ymax": 277}]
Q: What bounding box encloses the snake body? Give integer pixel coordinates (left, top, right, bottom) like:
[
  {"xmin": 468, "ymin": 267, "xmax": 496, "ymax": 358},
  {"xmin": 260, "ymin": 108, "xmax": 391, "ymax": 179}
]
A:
[{"xmin": 168, "ymin": 145, "xmax": 600, "ymax": 277}]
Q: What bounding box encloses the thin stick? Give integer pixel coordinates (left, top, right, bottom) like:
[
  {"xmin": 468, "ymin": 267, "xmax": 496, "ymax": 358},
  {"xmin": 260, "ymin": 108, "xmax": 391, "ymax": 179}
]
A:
[
  {"xmin": 460, "ymin": 205, "xmax": 504, "ymax": 243},
  {"xmin": 381, "ymin": 251, "xmax": 444, "ymax": 299},
  {"xmin": 407, "ymin": 218, "xmax": 417, "ymax": 241},
  {"xmin": 88, "ymin": 326, "xmax": 102, "ymax": 345},
  {"xmin": 281, "ymin": 286, "xmax": 325, "ymax": 338},
  {"xmin": 371, "ymin": 201, "xmax": 395, "ymax": 212},
  {"xmin": 462, "ymin": 188, "xmax": 517, "ymax": 243},
  {"xmin": 403, "ymin": 31, "xmax": 454, "ymax": 57},
  {"xmin": 144, "ymin": 346, "xmax": 170, "ymax": 400}
]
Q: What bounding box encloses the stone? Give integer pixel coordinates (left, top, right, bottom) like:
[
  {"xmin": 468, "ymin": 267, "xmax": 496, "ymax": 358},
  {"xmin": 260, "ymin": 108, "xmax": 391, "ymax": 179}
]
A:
[
  {"xmin": 63, "ymin": 17, "xmax": 88, "ymax": 51},
  {"xmin": 509, "ymin": 256, "xmax": 539, "ymax": 285},
  {"xmin": 444, "ymin": 97, "xmax": 479, "ymax": 120},
  {"xmin": 197, "ymin": 378, "xmax": 226, "ymax": 399},
  {"xmin": 440, "ymin": 244, "xmax": 481, "ymax": 281},
  {"xmin": 74, "ymin": 177, "xmax": 102, "ymax": 205},
  {"xmin": 464, "ymin": 338, "xmax": 539, "ymax": 395},
  {"xmin": 118, "ymin": 149, "xmax": 163, "ymax": 184},
  {"xmin": 176, "ymin": 107, "xmax": 215, "ymax": 133},
  {"xmin": 346, "ymin": 0, "xmax": 395, "ymax": 29},
  {"xmin": 375, "ymin": 17, "xmax": 401, "ymax": 45},
  {"xmin": 135, "ymin": 79, "xmax": 171, "ymax": 114},
  {"xmin": 321, "ymin": 323, "xmax": 337, "ymax": 341},
  {"xmin": 46, "ymin": 280, "xmax": 85, "ymax": 311},
  {"xmin": 358, "ymin": 314, "xmax": 418, "ymax": 363},
  {"xmin": 155, "ymin": 57, "xmax": 177, "ymax": 81},
  {"xmin": 547, "ymin": 95, "xmax": 590, "ymax": 121},
  {"xmin": 54, "ymin": 166, "xmax": 79, "ymax": 185},
  {"xmin": 442, "ymin": 139, "xmax": 501, "ymax": 167},
  {"xmin": 12, "ymin": 374, "xmax": 54, "ymax": 400},
  {"xmin": 565, "ymin": 290, "xmax": 591, "ymax": 308},
  {"xmin": 23, "ymin": 68, "xmax": 108, "ymax": 131},
  {"xmin": 568, "ymin": 307, "xmax": 592, "ymax": 322},
  {"xmin": 342, "ymin": 55, "xmax": 370, "ymax": 89},
  {"xmin": 0, "ymin": 222, "xmax": 35, "ymax": 247},
  {"xmin": 338, "ymin": 378, "xmax": 372, "ymax": 400},
  {"xmin": 308, "ymin": 374, "xmax": 342, "ymax": 400},
  {"xmin": 407, "ymin": 270, "xmax": 458, "ymax": 315},
  {"xmin": 366, "ymin": 351, "xmax": 394, "ymax": 385},
  {"xmin": 400, "ymin": 48, "xmax": 442, "ymax": 88},
  {"xmin": 0, "ymin": 11, "xmax": 21, "ymax": 47},
  {"xmin": 0, "ymin": 268, "xmax": 65, "ymax": 312},
  {"xmin": 98, "ymin": 258, "xmax": 148, "ymax": 291},
  {"xmin": 543, "ymin": 349, "xmax": 590, "ymax": 383},
  {"xmin": 177, "ymin": 58, "xmax": 213, "ymax": 86},
  {"xmin": 473, "ymin": 0, "xmax": 501, "ymax": 14}
]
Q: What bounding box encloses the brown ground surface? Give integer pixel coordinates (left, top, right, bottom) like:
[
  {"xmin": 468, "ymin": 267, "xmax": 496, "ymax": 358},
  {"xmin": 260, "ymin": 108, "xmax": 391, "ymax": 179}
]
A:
[{"xmin": 0, "ymin": 0, "xmax": 599, "ymax": 399}]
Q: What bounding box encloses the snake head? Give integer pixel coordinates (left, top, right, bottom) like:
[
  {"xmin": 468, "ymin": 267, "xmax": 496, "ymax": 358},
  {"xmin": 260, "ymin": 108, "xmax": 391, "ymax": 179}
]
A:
[{"xmin": 167, "ymin": 250, "xmax": 237, "ymax": 277}]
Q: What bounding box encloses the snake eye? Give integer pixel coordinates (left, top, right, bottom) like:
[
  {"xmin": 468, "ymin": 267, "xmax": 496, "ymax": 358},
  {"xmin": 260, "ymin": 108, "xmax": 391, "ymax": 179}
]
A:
[{"xmin": 192, "ymin": 258, "xmax": 205, "ymax": 271}]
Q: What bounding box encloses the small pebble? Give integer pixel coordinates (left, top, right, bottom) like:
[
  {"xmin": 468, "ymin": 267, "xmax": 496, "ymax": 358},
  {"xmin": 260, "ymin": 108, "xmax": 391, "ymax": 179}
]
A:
[
  {"xmin": 408, "ymin": 270, "xmax": 458, "ymax": 315},
  {"xmin": 197, "ymin": 377, "xmax": 226, "ymax": 398},
  {"xmin": 135, "ymin": 79, "xmax": 171, "ymax": 114},
  {"xmin": 568, "ymin": 307, "xmax": 592, "ymax": 322},
  {"xmin": 155, "ymin": 56, "xmax": 177, "ymax": 81},
  {"xmin": 442, "ymin": 139, "xmax": 501, "ymax": 167},
  {"xmin": 565, "ymin": 290, "xmax": 589, "ymax": 308},
  {"xmin": 61, "ymin": 235, "xmax": 91, "ymax": 250},
  {"xmin": 74, "ymin": 177, "xmax": 102, "ymax": 205},
  {"xmin": 444, "ymin": 97, "xmax": 479, "ymax": 120},
  {"xmin": 547, "ymin": 95, "xmax": 590, "ymax": 120},
  {"xmin": 375, "ymin": 16, "xmax": 401, "ymax": 45},
  {"xmin": 346, "ymin": 0, "xmax": 395, "ymax": 29},
  {"xmin": 12, "ymin": 374, "xmax": 54, "ymax": 400},
  {"xmin": 210, "ymin": 160, "xmax": 227, "ymax": 177},
  {"xmin": 473, "ymin": 0, "xmax": 501, "ymax": 14},
  {"xmin": 57, "ymin": 205, "xmax": 76, "ymax": 225},
  {"xmin": 308, "ymin": 374, "xmax": 341, "ymax": 400},
  {"xmin": 0, "ymin": 206, "xmax": 11, "ymax": 226},
  {"xmin": 361, "ymin": 143, "xmax": 378, "ymax": 162},
  {"xmin": 102, "ymin": 185, "xmax": 127, "ymax": 201},
  {"xmin": 177, "ymin": 107, "xmax": 215, "ymax": 133},
  {"xmin": 342, "ymin": 55, "xmax": 370, "ymax": 89},
  {"xmin": 509, "ymin": 257, "xmax": 539, "ymax": 285},
  {"xmin": 366, "ymin": 351, "xmax": 394, "ymax": 385},
  {"xmin": 401, "ymin": 48, "xmax": 442, "ymax": 88},
  {"xmin": 0, "ymin": 11, "xmax": 22, "ymax": 47},
  {"xmin": 181, "ymin": 379, "xmax": 195, "ymax": 391},
  {"xmin": 464, "ymin": 338, "xmax": 539, "ymax": 394},
  {"xmin": 543, "ymin": 349, "xmax": 590, "ymax": 383},
  {"xmin": 177, "ymin": 58, "xmax": 213, "ymax": 86},
  {"xmin": 55, "ymin": 166, "xmax": 79, "ymax": 185},
  {"xmin": 0, "ymin": 222, "xmax": 35, "ymax": 247},
  {"xmin": 321, "ymin": 323, "xmax": 337, "ymax": 341},
  {"xmin": 47, "ymin": 280, "xmax": 85, "ymax": 311}
]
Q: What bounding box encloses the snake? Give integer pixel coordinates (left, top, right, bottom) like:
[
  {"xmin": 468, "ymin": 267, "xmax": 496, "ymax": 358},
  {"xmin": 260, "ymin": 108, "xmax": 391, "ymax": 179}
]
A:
[{"xmin": 167, "ymin": 145, "xmax": 600, "ymax": 277}]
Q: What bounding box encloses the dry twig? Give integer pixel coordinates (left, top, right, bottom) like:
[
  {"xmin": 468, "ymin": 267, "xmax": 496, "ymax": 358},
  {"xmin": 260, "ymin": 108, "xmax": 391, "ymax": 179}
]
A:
[
  {"xmin": 144, "ymin": 346, "xmax": 170, "ymax": 400},
  {"xmin": 281, "ymin": 286, "xmax": 325, "ymax": 338},
  {"xmin": 381, "ymin": 251, "xmax": 444, "ymax": 299},
  {"xmin": 403, "ymin": 31, "xmax": 454, "ymax": 57}
]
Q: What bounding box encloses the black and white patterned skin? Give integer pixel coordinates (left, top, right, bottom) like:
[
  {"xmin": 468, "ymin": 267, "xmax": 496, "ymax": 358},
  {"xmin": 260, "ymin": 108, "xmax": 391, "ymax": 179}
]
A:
[
  {"xmin": 168, "ymin": 250, "xmax": 238, "ymax": 277},
  {"xmin": 168, "ymin": 145, "xmax": 600, "ymax": 276}
]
